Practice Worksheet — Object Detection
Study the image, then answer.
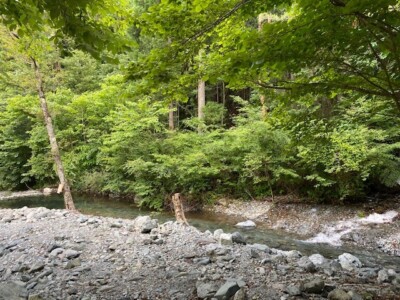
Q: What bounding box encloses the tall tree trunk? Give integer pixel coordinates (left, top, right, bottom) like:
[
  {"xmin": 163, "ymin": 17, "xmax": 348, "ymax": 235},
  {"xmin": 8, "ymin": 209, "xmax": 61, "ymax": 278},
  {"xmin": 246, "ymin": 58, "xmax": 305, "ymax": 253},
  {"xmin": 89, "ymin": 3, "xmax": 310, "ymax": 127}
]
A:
[
  {"xmin": 258, "ymin": 13, "xmax": 269, "ymax": 119},
  {"xmin": 31, "ymin": 58, "xmax": 76, "ymax": 211},
  {"xmin": 198, "ymin": 79, "xmax": 206, "ymax": 120},
  {"xmin": 168, "ymin": 102, "xmax": 175, "ymax": 130}
]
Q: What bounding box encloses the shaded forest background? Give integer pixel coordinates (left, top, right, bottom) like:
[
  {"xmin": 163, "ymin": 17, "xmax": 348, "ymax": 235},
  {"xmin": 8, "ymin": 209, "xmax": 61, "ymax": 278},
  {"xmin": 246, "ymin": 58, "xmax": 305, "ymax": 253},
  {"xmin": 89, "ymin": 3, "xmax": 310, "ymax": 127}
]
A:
[{"xmin": 1, "ymin": 0, "xmax": 400, "ymax": 209}]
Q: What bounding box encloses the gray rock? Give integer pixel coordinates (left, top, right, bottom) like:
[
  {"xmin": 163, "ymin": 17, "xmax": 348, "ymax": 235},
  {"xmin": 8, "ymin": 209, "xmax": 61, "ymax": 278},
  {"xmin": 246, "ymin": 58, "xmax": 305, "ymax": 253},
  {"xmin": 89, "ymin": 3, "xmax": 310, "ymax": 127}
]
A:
[
  {"xmin": 309, "ymin": 254, "xmax": 326, "ymax": 266},
  {"xmin": 214, "ymin": 229, "xmax": 224, "ymax": 239},
  {"xmin": 110, "ymin": 222, "xmax": 122, "ymax": 228},
  {"xmin": 284, "ymin": 250, "xmax": 302, "ymax": 260},
  {"xmin": 29, "ymin": 262, "xmax": 45, "ymax": 273},
  {"xmin": 235, "ymin": 220, "xmax": 256, "ymax": 228},
  {"xmin": 347, "ymin": 290, "xmax": 363, "ymax": 300},
  {"xmin": 286, "ymin": 285, "xmax": 301, "ymax": 296},
  {"xmin": 357, "ymin": 268, "xmax": 378, "ymax": 281},
  {"xmin": 50, "ymin": 248, "xmax": 64, "ymax": 257},
  {"xmin": 0, "ymin": 281, "xmax": 28, "ymax": 300},
  {"xmin": 65, "ymin": 258, "xmax": 81, "ymax": 269},
  {"xmin": 28, "ymin": 294, "xmax": 42, "ymax": 300},
  {"xmin": 231, "ymin": 232, "xmax": 246, "ymax": 245},
  {"xmin": 196, "ymin": 282, "xmax": 218, "ymax": 299},
  {"xmin": 233, "ymin": 288, "xmax": 246, "ymax": 300},
  {"xmin": 193, "ymin": 257, "xmax": 211, "ymax": 265},
  {"xmin": 249, "ymin": 243, "xmax": 270, "ymax": 253},
  {"xmin": 302, "ymin": 278, "xmax": 325, "ymax": 294},
  {"xmin": 338, "ymin": 253, "xmax": 362, "ymax": 271},
  {"xmin": 64, "ymin": 249, "xmax": 80, "ymax": 259},
  {"xmin": 214, "ymin": 281, "xmax": 240, "ymax": 300},
  {"xmin": 134, "ymin": 216, "xmax": 158, "ymax": 233},
  {"xmin": 328, "ymin": 289, "xmax": 351, "ymax": 300},
  {"xmin": 250, "ymin": 249, "xmax": 260, "ymax": 259},
  {"xmin": 297, "ymin": 256, "xmax": 316, "ymax": 272},
  {"xmin": 219, "ymin": 233, "xmax": 233, "ymax": 245},
  {"xmin": 377, "ymin": 268, "xmax": 396, "ymax": 283}
]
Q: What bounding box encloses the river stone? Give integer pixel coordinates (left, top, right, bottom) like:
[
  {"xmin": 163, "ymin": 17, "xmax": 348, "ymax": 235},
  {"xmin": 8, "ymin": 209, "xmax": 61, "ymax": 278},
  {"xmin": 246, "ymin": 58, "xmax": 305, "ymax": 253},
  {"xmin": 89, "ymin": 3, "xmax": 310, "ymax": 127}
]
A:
[
  {"xmin": 134, "ymin": 216, "xmax": 158, "ymax": 233},
  {"xmin": 302, "ymin": 278, "xmax": 325, "ymax": 294},
  {"xmin": 0, "ymin": 281, "xmax": 28, "ymax": 300},
  {"xmin": 285, "ymin": 250, "xmax": 302, "ymax": 260},
  {"xmin": 309, "ymin": 254, "xmax": 326, "ymax": 266},
  {"xmin": 196, "ymin": 281, "xmax": 218, "ymax": 299},
  {"xmin": 214, "ymin": 229, "xmax": 224, "ymax": 239},
  {"xmin": 65, "ymin": 249, "xmax": 80, "ymax": 259},
  {"xmin": 249, "ymin": 243, "xmax": 270, "ymax": 253},
  {"xmin": 235, "ymin": 220, "xmax": 256, "ymax": 228},
  {"xmin": 28, "ymin": 262, "xmax": 45, "ymax": 273},
  {"xmin": 220, "ymin": 233, "xmax": 233, "ymax": 245},
  {"xmin": 233, "ymin": 288, "xmax": 246, "ymax": 300},
  {"xmin": 297, "ymin": 256, "xmax": 316, "ymax": 272},
  {"xmin": 377, "ymin": 268, "xmax": 396, "ymax": 283},
  {"xmin": 214, "ymin": 281, "xmax": 240, "ymax": 300},
  {"xmin": 328, "ymin": 289, "xmax": 351, "ymax": 300},
  {"xmin": 286, "ymin": 285, "xmax": 301, "ymax": 296},
  {"xmin": 347, "ymin": 290, "xmax": 363, "ymax": 300},
  {"xmin": 232, "ymin": 232, "xmax": 246, "ymax": 245},
  {"xmin": 338, "ymin": 253, "xmax": 362, "ymax": 271}
]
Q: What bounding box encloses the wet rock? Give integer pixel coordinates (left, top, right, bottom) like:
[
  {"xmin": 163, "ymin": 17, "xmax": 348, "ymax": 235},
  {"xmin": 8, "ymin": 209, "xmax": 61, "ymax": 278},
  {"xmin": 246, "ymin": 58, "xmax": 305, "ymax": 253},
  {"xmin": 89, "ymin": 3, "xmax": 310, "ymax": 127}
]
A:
[
  {"xmin": 196, "ymin": 281, "xmax": 218, "ymax": 299},
  {"xmin": 328, "ymin": 289, "xmax": 351, "ymax": 300},
  {"xmin": 297, "ymin": 256, "xmax": 316, "ymax": 272},
  {"xmin": 302, "ymin": 278, "xmax": 325, "ymax": 294},
  {"xmin": 338, "ymin": 253, "xmax": 362, "ymax": 271},
  {"xmin": 0, "ymin": 281, "xmax": 28, "ymax": 300},
  {"xmin": 214, "ymin": 281, "xmax": 240, "ymax": 300},
  {"xmin": 235, "ymin": 220, "xmax": 256, "ymax": 228},
  {"xmin": 232, "ymin": 232, "xmax": 246, "ymax": 245}
]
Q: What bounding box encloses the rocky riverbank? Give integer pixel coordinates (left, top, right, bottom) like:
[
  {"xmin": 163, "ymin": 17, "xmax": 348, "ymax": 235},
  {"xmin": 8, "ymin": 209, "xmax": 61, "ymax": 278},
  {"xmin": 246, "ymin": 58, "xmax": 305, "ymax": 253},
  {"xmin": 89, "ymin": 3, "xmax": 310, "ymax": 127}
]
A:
[
  {"xmin": 1, "ymin": 207, "xmax": 400, "ymax": 299},
  {"xmin": 210, "ymin": 197, "xmax": 400, "ymax": 257}
]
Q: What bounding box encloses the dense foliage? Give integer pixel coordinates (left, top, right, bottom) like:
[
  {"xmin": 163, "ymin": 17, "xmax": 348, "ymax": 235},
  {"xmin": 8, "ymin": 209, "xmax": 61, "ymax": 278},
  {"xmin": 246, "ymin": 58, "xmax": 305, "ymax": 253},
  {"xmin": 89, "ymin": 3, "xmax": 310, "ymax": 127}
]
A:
[{"xmin": 1, "ymin": 0, "xmax": 399, "ymax": 208}]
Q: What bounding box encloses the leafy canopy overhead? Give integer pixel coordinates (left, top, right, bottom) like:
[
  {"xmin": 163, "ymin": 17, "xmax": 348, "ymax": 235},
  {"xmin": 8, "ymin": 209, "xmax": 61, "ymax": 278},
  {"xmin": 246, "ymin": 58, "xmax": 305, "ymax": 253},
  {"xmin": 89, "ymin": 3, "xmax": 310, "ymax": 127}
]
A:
[{"xmin": 0, "ymin": 0, "xmax": 133, "ymax": 58}]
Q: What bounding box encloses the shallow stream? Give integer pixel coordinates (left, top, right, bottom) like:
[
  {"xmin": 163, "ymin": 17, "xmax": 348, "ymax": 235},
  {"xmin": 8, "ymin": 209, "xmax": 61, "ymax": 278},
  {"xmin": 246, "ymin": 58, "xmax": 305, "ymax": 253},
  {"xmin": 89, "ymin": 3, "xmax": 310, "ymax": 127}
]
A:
[{"xmin": 1, "ymin": 194, "xmax": 399, "ymax": 269}]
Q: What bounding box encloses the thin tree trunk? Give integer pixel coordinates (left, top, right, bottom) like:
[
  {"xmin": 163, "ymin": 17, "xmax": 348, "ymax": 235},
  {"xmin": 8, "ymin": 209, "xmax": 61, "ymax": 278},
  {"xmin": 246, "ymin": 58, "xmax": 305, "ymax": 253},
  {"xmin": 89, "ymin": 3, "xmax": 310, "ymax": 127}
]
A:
[
  {"xmin": 198, "ymin": 79, "xmax": 206, "ymax": 120},
  {"xmin": 169, "ymin": 102, "xmax": 175, "ymax": 130},
  {"xmin": 31, "ymin": 58, "xmax": 76, "ymax": 211},
  {"xmin": 258, "ymin": 14, "xmax": 268, "ymax": 119}
]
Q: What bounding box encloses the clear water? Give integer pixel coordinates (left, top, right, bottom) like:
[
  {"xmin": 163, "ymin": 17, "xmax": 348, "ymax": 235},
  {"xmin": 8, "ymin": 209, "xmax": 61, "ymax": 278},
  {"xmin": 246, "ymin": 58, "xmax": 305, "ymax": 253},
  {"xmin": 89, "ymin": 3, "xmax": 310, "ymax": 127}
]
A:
[{"xmin": 1, "ymin": 194, "xmax": 399, "ymax": 269}]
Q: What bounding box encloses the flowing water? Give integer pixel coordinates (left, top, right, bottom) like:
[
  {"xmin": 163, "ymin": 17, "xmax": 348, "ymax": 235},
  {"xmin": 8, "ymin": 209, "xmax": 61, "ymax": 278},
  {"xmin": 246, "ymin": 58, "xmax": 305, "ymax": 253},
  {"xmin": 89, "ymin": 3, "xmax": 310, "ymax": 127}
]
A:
[{"xmin": 1, "ymin": 194, "xmax": 399, "ymax": 269}]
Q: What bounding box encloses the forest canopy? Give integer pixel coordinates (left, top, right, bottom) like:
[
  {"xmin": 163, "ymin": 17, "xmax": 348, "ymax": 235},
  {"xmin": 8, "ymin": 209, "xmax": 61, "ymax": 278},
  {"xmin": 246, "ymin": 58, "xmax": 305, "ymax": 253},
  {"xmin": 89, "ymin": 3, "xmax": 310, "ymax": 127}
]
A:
[{"xmin": 0, "ymin": 0, "xmax": 399, "ymax": 208}]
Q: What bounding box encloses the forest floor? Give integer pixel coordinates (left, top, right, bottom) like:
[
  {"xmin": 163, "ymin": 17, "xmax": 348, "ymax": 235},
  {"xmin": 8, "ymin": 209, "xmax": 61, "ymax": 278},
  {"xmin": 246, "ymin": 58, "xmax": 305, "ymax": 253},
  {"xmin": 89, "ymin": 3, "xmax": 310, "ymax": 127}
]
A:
[{"xmin": 1, "ymin": 206, "xmax": 400, "ymax": 300}]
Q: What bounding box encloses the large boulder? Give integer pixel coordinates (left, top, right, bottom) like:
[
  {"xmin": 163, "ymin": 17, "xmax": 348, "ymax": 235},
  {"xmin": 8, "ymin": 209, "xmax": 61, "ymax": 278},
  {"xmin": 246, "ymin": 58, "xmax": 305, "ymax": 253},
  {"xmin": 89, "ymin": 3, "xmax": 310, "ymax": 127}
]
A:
[{"xmin": 338, "ymin": 253, "xmax": 362, "ymax": 271}]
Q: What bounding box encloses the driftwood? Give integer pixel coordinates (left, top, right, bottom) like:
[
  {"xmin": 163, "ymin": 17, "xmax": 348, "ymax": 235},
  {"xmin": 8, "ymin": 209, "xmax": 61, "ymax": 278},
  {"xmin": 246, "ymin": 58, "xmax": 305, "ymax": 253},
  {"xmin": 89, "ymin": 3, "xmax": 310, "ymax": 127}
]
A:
[{"xmin": 171, "ymin": 193, "xmax": 189, "ymax": 225}]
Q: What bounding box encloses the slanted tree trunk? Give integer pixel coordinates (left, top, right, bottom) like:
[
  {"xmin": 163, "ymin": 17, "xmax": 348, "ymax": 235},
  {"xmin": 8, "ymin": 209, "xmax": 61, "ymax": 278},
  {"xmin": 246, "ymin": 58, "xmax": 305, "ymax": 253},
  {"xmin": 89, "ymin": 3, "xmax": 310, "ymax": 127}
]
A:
[
  {"xmin": 31, "ymin": 58, "xmax": 76, "ymax": 211},
  {"xmin": 168, "ymin": 102, "xmax": 175, "ymax": 130},
  {"xmin": 171, "ymin": 193, "xmax": 188, "ymax": 225},
  {"xmin": 198, "ymin": 79, "xmax": 206, "ymax": 120}
]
